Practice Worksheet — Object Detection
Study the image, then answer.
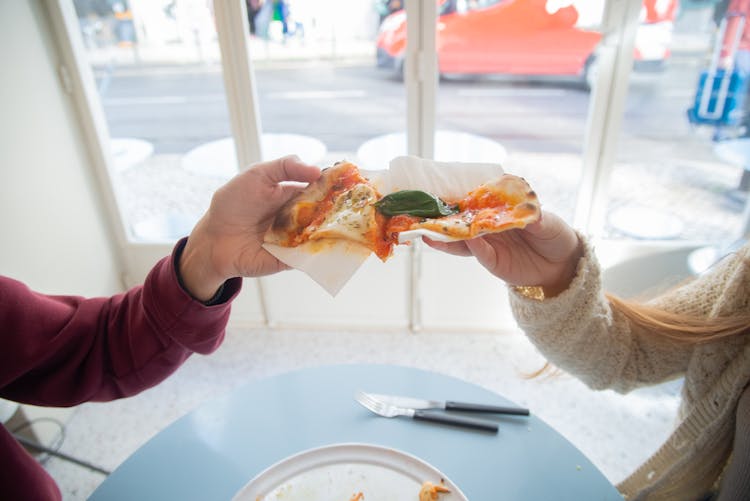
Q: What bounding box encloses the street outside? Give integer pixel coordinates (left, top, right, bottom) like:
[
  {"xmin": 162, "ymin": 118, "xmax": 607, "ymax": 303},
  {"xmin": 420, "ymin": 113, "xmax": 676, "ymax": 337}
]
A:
[{"xmin": 82, "ymin": 4, "xmax": 748, "ymax": 245}]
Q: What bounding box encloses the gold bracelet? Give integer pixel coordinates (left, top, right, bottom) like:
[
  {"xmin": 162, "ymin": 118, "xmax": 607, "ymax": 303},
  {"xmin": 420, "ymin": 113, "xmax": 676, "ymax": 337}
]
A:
[{"xmin": 512, "ymin": 285, "xmax": 545, "ymax": 301}]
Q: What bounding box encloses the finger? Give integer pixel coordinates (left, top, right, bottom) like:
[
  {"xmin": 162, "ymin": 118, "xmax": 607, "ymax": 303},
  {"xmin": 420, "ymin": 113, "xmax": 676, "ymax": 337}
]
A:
[
  {"xmin": 466, "ymin": 238, "xmax": 505, "ymax": 280},
  {"xmin": 522, "ymin": 218, "xmax": 545, "ymax": 235},
  {"xmin": 240, "ymin": 250, "xmax": 293, "ymax": 277},
  {"xmin": 522, "ymin": 210, "xmax": 565, "ymax": 239},
  {"xmin": 251, "ymin": 155, "xmax": 321, "ymax": 184},
  {"xmin": 422, "ymin": 237, "xmax": 473, "ymax": 256},
  {"xmin": 275, "ymin": 182, "xmax": 310, "ymax": 206},
  {"xmin": 465, "ymin": 237, "xmax": 501, "ymax": 272}
]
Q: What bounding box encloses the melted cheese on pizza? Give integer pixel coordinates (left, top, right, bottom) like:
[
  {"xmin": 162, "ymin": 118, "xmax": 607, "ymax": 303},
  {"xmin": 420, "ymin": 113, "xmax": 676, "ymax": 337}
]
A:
[
  {"xmin": 265, "ymin": 161, "xmax": 372, "ymax": 246},
  {"xmin": 305, "ymin": 183, "xmax": 379, "ymax": 246},
  {"xmin": 265, "ymin": 161, "xmax": 396, "ymax": 260}
]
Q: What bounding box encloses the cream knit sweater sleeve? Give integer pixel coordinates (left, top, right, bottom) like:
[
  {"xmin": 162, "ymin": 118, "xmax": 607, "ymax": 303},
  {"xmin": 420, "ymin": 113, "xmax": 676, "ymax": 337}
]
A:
[
  {"xmin": 509, "ymin": 237, "xmax": 695, "ymax": 394},
  {"xmin": 511, "ymin": 239, "xmax": 750, "ymax": 500}
]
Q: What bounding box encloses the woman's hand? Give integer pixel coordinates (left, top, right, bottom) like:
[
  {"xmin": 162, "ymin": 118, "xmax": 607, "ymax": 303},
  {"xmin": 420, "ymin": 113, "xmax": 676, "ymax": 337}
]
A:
[
  {"xmin": 178, "ymin": 155, "xmax": 321, "ymax": 301},
  {"xmin": 424, "ymin": 211, "xmax": 583, "ymax": 298}
]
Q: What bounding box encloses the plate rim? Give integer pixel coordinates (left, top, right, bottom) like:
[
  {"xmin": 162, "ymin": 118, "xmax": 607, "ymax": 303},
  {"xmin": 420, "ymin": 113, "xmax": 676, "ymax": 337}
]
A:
[{"xmin": 231, "ymin": 442, "xmax": 467, "ymax": 501}]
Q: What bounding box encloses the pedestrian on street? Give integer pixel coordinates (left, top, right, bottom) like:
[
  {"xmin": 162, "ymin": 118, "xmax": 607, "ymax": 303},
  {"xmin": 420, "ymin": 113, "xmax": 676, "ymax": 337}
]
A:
[{"xmin": 247, "ymin": 0, "xmax": 263, "ymax": 35}]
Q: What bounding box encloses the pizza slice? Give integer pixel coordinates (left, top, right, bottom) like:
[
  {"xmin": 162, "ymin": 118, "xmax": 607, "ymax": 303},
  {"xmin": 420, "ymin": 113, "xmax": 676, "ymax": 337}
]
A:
[
  {"xmin": 264, "ymin": 160, "xmax": 541, "ymax": 261},
  {"xmin": 381, "ymin": 174, "xmax": 541, "ymax": 243},
  {"xmin": 264, "ymin": 161, "xmax": 392, "ymax": 259}
]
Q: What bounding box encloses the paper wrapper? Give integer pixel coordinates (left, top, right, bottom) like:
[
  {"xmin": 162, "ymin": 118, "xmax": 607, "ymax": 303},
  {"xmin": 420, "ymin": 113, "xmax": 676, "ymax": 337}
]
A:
[{"xmin": 263, "ymin": 155, "xmax": 504, "ymax": 296}]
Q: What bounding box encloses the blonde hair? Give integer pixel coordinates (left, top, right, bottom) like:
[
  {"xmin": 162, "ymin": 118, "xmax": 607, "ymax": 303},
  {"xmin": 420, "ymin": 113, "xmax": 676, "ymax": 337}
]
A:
[
  {"xmin": 606, "ymin": 293, "xmax": 750, "ymax": 344},
  {"xmin": 526, "ymin": 301, "xmax": 750, "ymax": 379},
  {"xmin": 527, "ymin": 254, "xmax": 750, "ymax": 378}
]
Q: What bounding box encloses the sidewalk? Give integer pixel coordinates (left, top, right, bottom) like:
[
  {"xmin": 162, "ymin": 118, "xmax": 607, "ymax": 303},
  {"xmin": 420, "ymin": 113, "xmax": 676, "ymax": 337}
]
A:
[{"xmin": 85, "ymin": 36, "xmax": 375, "ymax": 69}]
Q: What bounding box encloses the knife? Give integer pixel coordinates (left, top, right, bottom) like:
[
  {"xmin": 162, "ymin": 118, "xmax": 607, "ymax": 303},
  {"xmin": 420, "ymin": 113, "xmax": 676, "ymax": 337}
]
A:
[{"xmin": 370, "ymin": 393, "xmax": 530, "ymax": 416}]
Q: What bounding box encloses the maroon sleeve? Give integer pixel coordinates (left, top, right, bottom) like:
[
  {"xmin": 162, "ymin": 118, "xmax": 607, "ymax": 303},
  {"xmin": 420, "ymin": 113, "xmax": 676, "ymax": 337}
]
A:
[{"xmin": 0, "ymin": 239, "xmax": 242, "ymax": 406}]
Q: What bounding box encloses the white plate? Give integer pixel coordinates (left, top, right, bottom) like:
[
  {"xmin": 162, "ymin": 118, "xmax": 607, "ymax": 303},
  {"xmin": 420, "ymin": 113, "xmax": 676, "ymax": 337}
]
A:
[{"xmin": 232, "ymin": 443, "xmax": 467, "ymax": 501}]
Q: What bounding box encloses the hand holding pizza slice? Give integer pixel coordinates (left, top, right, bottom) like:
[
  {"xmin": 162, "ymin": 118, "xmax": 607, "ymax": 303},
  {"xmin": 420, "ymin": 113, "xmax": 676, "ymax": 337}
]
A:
[{"xmin": 263, "ymin": 160, "xmax": 541, "ymax": 262}]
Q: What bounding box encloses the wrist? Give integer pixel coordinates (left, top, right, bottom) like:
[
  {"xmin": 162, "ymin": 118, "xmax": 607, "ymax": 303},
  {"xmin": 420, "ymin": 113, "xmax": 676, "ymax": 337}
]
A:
[
  {"xmin": 178, "ymin": 231, "xmax": 227, "ymax": 303},
  {"xmin": 540, "ymin": 237, "xmax": 584, "ymax": 298}
]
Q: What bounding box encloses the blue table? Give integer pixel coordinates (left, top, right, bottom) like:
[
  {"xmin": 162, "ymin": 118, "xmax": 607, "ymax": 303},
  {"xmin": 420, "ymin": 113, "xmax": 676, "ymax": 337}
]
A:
[{"xmin": 89, "ymin": 364, "xmax": 621, "ymax": 500}]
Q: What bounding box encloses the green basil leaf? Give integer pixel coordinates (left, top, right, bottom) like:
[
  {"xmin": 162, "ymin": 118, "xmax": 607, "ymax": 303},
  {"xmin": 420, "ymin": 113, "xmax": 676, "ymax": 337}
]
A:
[{"xmin": 374, "ymin": 190, "xmax": 459, "ymax": 217}]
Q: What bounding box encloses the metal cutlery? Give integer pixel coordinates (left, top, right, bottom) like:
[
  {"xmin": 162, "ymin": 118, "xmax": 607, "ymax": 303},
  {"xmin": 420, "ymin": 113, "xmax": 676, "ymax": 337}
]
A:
[
  {"xmin": 355, "ymin": 390, "xmax": 498, "ymax": 433},
  {"xmin": 368, "ymin": 392, "xmax": 530, "ymax": 416}
]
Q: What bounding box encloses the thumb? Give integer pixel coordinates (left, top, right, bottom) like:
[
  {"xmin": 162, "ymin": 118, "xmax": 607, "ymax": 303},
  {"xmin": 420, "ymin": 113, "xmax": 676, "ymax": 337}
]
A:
[
  {"xmin": 521, "ymin": 219, "xmax": 545, "ymax": 236},
  {"xmin": 275, "ymin": 182, "xmax": 309, "ymax": 206},
  {"xmin": 253, "ymin": 155, "xmax": 321, "ymax": 185}
]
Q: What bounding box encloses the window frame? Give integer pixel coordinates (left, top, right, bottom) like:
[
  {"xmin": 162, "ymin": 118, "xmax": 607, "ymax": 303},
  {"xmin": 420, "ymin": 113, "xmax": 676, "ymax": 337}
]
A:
[{"xmin": 47, "ymin": 0, "xmax": 642, "ymax": 330}]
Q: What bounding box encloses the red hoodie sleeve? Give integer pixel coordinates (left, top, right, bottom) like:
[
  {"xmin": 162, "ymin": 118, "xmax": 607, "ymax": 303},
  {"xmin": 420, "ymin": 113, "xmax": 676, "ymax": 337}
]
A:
[{"xmin": 0, "ymin": 238, "xmax": 242, "ymax": 406}]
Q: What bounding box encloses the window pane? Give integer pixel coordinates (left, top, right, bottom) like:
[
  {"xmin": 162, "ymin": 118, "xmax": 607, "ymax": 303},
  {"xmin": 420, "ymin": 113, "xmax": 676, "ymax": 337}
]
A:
[
  {"xmin": 248, "ymin": 1, "xmax": 412, "ymax": 326},
  {"xmin": 421, "ymin": 1, "xmax": 605, "ymax": 330},
  {"xmin": 73, "ymin": 0, "xmax": 230, "ymax": 242},
  {"xmin": 605, "ymin": 2, "xmax": 745, "ymax": 244},
  {"xmin": 432, "ymin": 0, "xmax": 604, "ymax": 225},
  {"xmin": 249, "ymin": 0, "xmax": 406, "ymax": 170}
]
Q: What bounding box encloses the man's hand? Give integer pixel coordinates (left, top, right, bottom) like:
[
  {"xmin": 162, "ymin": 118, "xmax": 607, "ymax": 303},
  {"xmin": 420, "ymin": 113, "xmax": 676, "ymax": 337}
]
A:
[{"xmin": 178, "ymin": 155, "xmax": 321, "ymax": 301}]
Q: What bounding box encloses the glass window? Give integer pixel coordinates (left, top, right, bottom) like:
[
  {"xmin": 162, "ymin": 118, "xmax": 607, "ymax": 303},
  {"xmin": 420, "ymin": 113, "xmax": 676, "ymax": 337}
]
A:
[
  {"xmin": 67, "ymin": 0, "xmax": 742, "ymax": 329},
  {"xmin": 432, "ymin": 0, "xmax": 603, "ymax": 225},
  {"xmin": 247, "ymin": 0, "xmax": 412, "ymax": 326},
  {"xmin": 420, "ymin": 0, "xmax": 606, "ymax": 329},
  {"xmin": 605, "ymin": 1, "xmax": 746, "ymax": 245},
  {"xmin": 246, "ymin": 0, "xmax": 407, "ymax": 171},
  {"xmin": 73, "ymin": 0, "xmax": 231, "ymax": 242}
]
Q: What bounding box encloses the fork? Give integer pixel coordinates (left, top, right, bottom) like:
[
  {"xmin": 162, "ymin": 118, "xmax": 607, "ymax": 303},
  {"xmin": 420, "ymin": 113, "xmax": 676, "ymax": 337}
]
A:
[{"xmin": 355, "ymin": 390, "xmax": 498, "ymax": 433}]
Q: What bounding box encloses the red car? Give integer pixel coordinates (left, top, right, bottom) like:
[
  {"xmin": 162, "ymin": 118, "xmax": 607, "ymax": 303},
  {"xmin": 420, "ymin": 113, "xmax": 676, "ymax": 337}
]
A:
[{"xmin": 376, "ymin": 0, "xmax": 678, "ymax": 87}]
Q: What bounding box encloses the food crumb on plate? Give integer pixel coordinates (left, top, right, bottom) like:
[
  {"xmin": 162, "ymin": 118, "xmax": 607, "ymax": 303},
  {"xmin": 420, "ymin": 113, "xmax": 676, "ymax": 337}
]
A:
[{"xmin": 419, "ymin": 480, "xmax": 451, "ymax": 500}]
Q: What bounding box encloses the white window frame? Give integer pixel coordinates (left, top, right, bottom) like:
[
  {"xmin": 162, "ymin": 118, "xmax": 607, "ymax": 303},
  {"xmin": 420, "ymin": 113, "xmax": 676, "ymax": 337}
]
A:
[
  {"xmin": 575, "ymin": 0, "xmax": 642, "ymax": 236},
  {"xmin": 45, "ymin": 0, "xmax": 640, "ymax": 330}
]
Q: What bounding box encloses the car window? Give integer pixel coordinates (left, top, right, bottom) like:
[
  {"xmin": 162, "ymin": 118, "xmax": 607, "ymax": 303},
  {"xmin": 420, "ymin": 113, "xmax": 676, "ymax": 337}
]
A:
[
  {"xmin": 440, "ymin": 0, "xmax": 506, "ymax": 15},
  {"xmin": 471, "ymin": 0, "xmax": 506, "ymax": 9}
]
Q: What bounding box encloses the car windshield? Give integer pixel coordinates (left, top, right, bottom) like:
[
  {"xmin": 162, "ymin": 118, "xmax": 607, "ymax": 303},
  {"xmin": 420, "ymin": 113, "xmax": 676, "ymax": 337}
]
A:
[{"xmin": 440, "ymin": 0, "xmax": 506, "ymax": 15}]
